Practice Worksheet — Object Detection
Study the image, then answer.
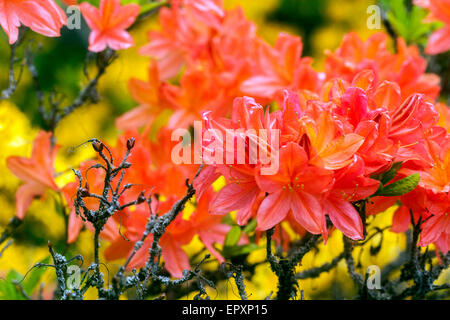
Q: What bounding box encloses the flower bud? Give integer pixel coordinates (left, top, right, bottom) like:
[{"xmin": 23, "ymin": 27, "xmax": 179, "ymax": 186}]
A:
[
  {"xmin": 92, "ymin": 141, "xmax": 103, "ymax": 153},
  {"xmin": 127, "ymin": 137, "xmax": 135, "ymax": 150},
  {"xmin": 136, "ymin": 191, "xmax": 146, "ymax": 204},
  {"xmin": 79, "ymin": 187, "xmax": 90, "ymax": 197}
]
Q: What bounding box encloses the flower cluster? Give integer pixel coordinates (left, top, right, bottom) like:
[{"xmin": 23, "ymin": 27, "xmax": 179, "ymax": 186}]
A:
[
  {"xmin": 126, "ymin": 0, "xmax": 449, "ymax": 253},
  {"xmin": 0, "ymin": 0, "xmax": 140, "ymax": 51},
  {"xmin": 4, "ymin": 0, "xmax": 450, "ymax": 280},
  {"xmin": 198, "ymin": 82, "xmax": 449, "ymax": 252}
]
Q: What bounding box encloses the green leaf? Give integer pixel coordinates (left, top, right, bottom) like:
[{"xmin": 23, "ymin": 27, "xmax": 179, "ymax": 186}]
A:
[
  {"xmin": 243, "ymin": 219, "xmax": 257, "ymax": 234},
  {"xmin": 140, "ymin": 1, "xmax": 168, "ymax": 15},
  {"xmin": 380, "ymin": 0, "xmax": 437, "ymax": 45},
  {"xmin": 22, "ymin": 257, "xmax": 50, "ymax": 296},
  {"xmin": 224, "ymin": 244, "xmax": 260, "ymax": 258},
  {"xmin": 220, "ymin": 214, "xmax": 234, "ymax": 226},
  {"xmin": 375, "ymin": 173, "xmax": 420, "ymax": 197},
  {"xmin": 0, "ymin": 270, "xmax": 25, "ymax": 300},
  {"xmin": 381, "ymin": 162, "xmax": 403, "ymax": 185},
  {"xmin": 372, "ymin": 162, "xmax": 403, "ymax": 185},
  {"xmin": 224, "ymin": 226, "xmax": 242, "ymax": 248}
]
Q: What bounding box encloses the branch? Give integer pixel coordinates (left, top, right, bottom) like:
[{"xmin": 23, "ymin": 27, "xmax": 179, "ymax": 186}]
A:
[
  {"xmin": 141, "ymin": 168, "xmax": 201, "ymax": 289},
  {"xmin": 0, "ymin": 240, "xmax": 13, "ymax": 259},
  {"xmin": 266, "ymin": 229, "xmax": 320, "ymax": 300},
  {"xmin": 295, "ymin": 252, "xmax": 345, "ymax": 280},
  {"xmin": 221, "ymin": 263, "xmax": 248, "ymax": 300},
  {"xmin": 0, "ymin": 27, "xmax": 26, "ymax": 100},
  {"xmin": 59, "ymin": 49, "xmax": 117, "ymax": 121},
  {"xmin": 47, "ymin": 241, "xmax": 84, "ymax": 300},
  {"xmin": 343, "ymin": 235, "xmax": 394, "ymax": 300},
  {"xmin": 0, "ymin": 217, "xmax": 22, "ymax": 247}
]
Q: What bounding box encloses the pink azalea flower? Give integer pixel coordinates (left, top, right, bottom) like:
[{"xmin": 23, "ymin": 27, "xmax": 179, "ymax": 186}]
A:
[
  {"xmin": 415, "ymin": 0, "xmax": 450, "ymax": 55},
  {"xmin": 0, "ymin": 0, "xmax": 66, "ymax": 44},
  {"xmin": 6, "ymin": 131, "xmax": 59, "ymax": 219},
  {"xmin": 80, "ymin": 0, "xmax": 140, "ymax": 52}
]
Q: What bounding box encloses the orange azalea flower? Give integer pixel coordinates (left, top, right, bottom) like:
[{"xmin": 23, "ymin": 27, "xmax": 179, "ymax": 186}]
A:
[
  {"xmin": 419, "ymin": 192, "xmax": 449, "ymax": 253},
  {"xmin": 207, "ymin": 7, "xmax": 256, "ymax": 93},
  {"xmin": 321, "ymin": 76, "xmax": 441, "ymax": 174},
  {"xmin": 116, "ymin": 63, "xmax": 169, "ymax": 131},
  {"xmin": 280, "ymin": 90, "xmax": 367, "ymax": 171},
  {"xmin": 133, "ymin": 5, "xmax": 258, "ymax": 129},
  {"xmin": 325, "ymin": 32, "xmax": 440, "ymax": 101},
  {"xmin": 388, "ymin": 94, "xmax": 439, "ymax": 146},
  {"xmin": 200, "ymin": 96, "xmax": 276, "ymax": 226},
  {"xmin": 322, "ymin": 156, "xmax": 379, "ymax": 240},
  {"xmin": 6, "ymin": 131, "xmax": 59, "ymax": 219},
  {"xmin": 415, "ymin": 0, "xmax": 450, "ymax": 54},
  {"xmin": 393, "ymin": 38, "xmax": 441, "ymax": 100},
  {"xmin": 387, "ymin": 186, "xmax": 449, "ymax": 254},
  {"xmin": 255, "ymin": 142, "xmax": 332, "ymax": 238},
  {"xmin": 420, "ymin": 213, "xmax": 450, "ymax": 254},
  {"xmin": 370, "ymin": 127, "xmax": 449, "ymax": 253},
  {"xmin": 300, "ymin": 105, "xmax": 365, "ymax": 170},
  {"xmin": 183, "ymin": 0, "xmax": 224, "ymax": 30},
  {"xmin": 0, "ymin": 0, "xmax": 66, "ymax": 44},
  {"xmin": 139, "ymin": 0, "xmax": 211, "ymax": 80},
  {"xmin": 163, "ymin": 67, "xmax": 227, "ymax": 129},
  {"xmin": 354, "ymin": 112, "xmax": 395, "ymax": 175},
  {"xmin": 80, "ymin": 0, "xmax": 140, "ymax": 52},
  {"xmin": 436, "ymin": 103, "xmax": 450, "ymax": 132},
  {"xmin": 402, "ymin": 137, "xmax": 450, "ymax": 194},
  {"xmin": 241, "ymin": 33, "xmax": 322, "ymax": 100},
  {"xmin": 147, "ymin": 127, "xmax": 200, "ymax": 198},
  {"xmin": 187, "ymin": 189, "xmax": 248, "ymax": 264}
]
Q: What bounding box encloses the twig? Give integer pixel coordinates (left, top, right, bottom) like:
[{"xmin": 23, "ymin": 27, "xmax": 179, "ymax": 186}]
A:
[
  {"xmin": 0, "ymin": 27, "xmax": 26, "ymax": 100},
  {"xmin": 0, "ymin": 217, "xmax": 22, "ymax": 246},
  {"xmin": 60, "ymin": 49, "xmax": 117, "ymax": 121},
  {"xmin": 0, "ymin": 240, "xmax": 13, "ymax": 259},
  {"xmin": 221, "ymin": 263, "xmax": 248, "ymax": 300},
  {"xmin": 266, "ymin": 228, "xmax": 320, "ymax": 300},
  {"xmin": 295, "ymin": 252, "xmax": 345, "ymax": 280}
]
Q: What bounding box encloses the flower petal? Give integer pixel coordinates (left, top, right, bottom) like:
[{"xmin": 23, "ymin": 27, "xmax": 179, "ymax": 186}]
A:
[{"xmin": 256, "ymin": 190, "xmax": 290, "ymax": 231}]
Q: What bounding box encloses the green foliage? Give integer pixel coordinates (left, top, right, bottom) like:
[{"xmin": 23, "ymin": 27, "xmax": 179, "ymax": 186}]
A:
[
  {"xmin": 243, "ymin": 219, "xmax": 257, "ymax": 234},
  {"xmin": 21, "ymin": 258, "xmax": 51, "ymax": 295},
  {"xmin": 223, "ymin": 225, "xmax": 260, "ymax": 258},
  {"xmin": 0, "ymin": 270, "xmax": 26, "ymax": 300},
  {"xmin": 375, "ymin": 173, "xmax": 420, "ymax": 197},
  {"xmin": 371, "ymin": 162, "xmax": 421, "ymax": 197},
  {"xmin": 379, "ymin": 0, "xmax": 441, "ymax": 45},
  {"xmin": 372, "ymin": 161, "xmax": 402, "ymax": 185},
  {"xmin": 0, "ymin": 257, "xmax": 49, "ymax": 299},
  {"xmin": 224, "ymin": 243, "xmax": 260, "ymax": 257},
  {"xmin": 379, "ymin": 161, "xmax": 403, "ymax": 185},
  {"xmin": 224, "ymin": 226, "xmax": 242, "ymax": 247}
]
